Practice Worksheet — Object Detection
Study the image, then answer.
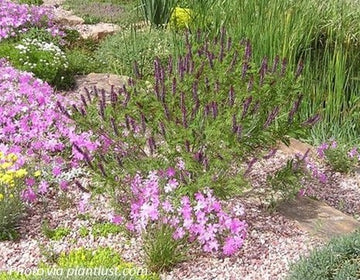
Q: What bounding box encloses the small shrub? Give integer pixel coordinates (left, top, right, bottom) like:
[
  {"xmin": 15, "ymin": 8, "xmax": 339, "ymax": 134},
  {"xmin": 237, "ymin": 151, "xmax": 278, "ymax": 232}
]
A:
[
  {"xmin": 287, "ymin": 230, "xmax": 360, "ymax": 280},
  {"xmin": 169, "ymin": 7, "xmax": 193, "ymax": 31}
]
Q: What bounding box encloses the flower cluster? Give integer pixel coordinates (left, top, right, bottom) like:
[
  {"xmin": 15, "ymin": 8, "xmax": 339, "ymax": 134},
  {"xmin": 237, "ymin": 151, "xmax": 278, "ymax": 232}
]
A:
[
  {"xmin": 169, "ymin": 7, "xmax": 193, "ymax": 30},
  {"xmin": 0, "ymin": 152, "xmax": 27, "ymax": 188},
  {"xmin": 117, "ymin": 169, "xmax": 247, "ymax": 256},
  {"xmin": 0, "ymin": 60, "xmax": 98, "ymax": 202},
  {"xmin": 12, "ymin": 37, "xmax": 68, "ymax": 83},
  {"xmin": 0, "ymin": 0, "xmax": 62, "ymax": 41}
]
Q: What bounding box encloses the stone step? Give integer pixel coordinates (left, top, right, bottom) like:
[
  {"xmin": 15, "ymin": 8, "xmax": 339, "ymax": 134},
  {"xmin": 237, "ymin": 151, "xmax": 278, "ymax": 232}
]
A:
[{"xmin": 277, "ymin": 196, "xmax": 360, "ymax": 241}]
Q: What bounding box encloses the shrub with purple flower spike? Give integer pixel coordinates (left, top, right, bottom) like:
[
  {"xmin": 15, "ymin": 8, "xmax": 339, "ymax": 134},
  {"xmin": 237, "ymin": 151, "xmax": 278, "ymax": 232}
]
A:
[{"xmin": 72, "ymin": 29, "xmax": 318, "ymax": 201}]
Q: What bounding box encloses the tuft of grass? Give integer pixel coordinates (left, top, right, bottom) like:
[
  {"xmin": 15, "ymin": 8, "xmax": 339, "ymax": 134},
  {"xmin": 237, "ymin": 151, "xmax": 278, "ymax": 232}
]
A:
[{"xmin": 143, "ymin": 224, "xmax": 187, "ymax": 273}]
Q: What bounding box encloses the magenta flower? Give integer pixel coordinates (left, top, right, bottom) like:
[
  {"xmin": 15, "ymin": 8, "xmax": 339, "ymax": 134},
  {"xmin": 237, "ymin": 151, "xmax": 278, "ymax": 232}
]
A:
[
  {"xmin": 38, "ymin": 181, "xmax": 49, "ymax": 194},
  {"xmin": 166, "ymin": 167, "xmax": 176, "ymax": 177},
  {"xmin": 21, "ymin": 187, "xmax": 37, "ymax": 203}
]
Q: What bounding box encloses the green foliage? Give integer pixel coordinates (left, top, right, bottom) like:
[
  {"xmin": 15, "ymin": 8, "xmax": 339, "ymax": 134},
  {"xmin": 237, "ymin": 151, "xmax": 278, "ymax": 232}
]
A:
[
  {"xmin": 79, "ymin": 226, "xmax": 90, "ymax": 237},
  {"xmin": 143, "ymin": 224, "xmax": 187, "ymax": 272},
  {"xmin": 41, "ymin": 220, "xmax": 71, "ymax": 241},
  {"xmin": 324, "ymin": 146, "xmax": 358, "ymax": 173},
  {"xmin": 73, "ymin": 31, "xmax": 311, "ymax": 208},
  {"xmin": 266, "ymin": 156, "xmax": 309, "ymax": 207},
  {"xmin": 16, "ymin": 0, "xmax": 44, "ymax": 5},
  {"xmin": 287, "ymin": 230, "xmax": 360, "ymax": 280},
  {"xmin": 0, "ymin": 184, "xmax": 24, "ymax": 241},
  {"xmin": 0, "ymin": 38, "xmax": 68, "ymax": 89},
  {"xmin": 95, "ymin": 28, "xmax": 174, "ymax": 78},
  {"xmin": 63, "ymin": 0, "xmax": 141, "ymax": 27},
  {"xmin": 91, "ymin": 222, "xmax": 122, "ymax": 237},
  {"xmin": 140, "ymin": 0, "xmax": 177, "ymax": 28},
  {"xmin": 66, "ymin": 49, "xmax": 105, "ymax": 75}
]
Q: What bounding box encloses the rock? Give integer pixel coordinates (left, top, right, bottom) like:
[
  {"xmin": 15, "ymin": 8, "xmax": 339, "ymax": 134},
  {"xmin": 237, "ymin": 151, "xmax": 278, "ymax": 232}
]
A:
[
  {"xmin": 277, "ymin": 196, "xmax": 360, "ymax": 241},
  {"xmin": 54, "ymin": 11, "xmax": 85, "ymax": 26},
  {"xmin": 278, "ymin": 138, "xmax": 314, "ymax": 157},
  {"xmin": 63, "ymin": 73, "xmax": 131, "ymax": 102},
  {"xmin": 77, "ymin": 23, "xmax": 121, "ymax": 40}
]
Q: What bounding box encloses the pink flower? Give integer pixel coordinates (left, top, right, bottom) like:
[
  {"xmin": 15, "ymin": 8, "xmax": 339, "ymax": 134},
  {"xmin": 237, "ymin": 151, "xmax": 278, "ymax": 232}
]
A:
[
  {"xmin": 166, "ymin": 167, "xmax": 176, "ymax": 177},
  {"xmin": 59, "ymin": 180, "xmax": 68, "ymax": 191},
  {"xmin": 109, "ymin": 214, "xmax": 123, "ymax": 225},
  {"xmin": 21, "ymin": 187, "xmax": 37, "ymax": 203},
  {"xmin": 173, "ymin": 227, "xmax": 186, "ymax": 240},
  {"xmin": 52, "ymin": 166, "xmax": 62, "ymax": 176},
  {"xmin": 25, "ymin": 177, "xmax": 35, "ymax": 187},
  {"xmin": 38, "ymin": 181, "xmax": 49, "ymax": 194}
]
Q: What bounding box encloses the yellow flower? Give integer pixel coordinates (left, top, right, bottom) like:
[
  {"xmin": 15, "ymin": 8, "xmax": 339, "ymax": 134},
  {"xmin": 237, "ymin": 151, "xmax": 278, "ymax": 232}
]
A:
[
  {"xmin": 6, "ymin": 153, "xmax": 17, "ymax": 162},
  {"xmin": 0, "ymin": 193, "xmax": 3, "ymax": 201},
  {"xmin": 15, "ymin": 169, "xmax": 27, "ymax": 178},
  {"xmin": 34, "ymin": 170, "xmax": 41, "ymax": 177},
  {"xmin": 169, "ymin": 7, "xmax": 193, "ymax": 30},
  {"xmin": 0, "ymin": 162, "xmax": 12, "ymax": 169}
]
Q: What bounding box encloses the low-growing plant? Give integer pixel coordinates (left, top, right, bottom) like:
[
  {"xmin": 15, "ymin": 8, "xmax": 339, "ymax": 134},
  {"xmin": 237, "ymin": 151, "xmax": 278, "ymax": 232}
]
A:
[
  {"xmin": 317, "ymin": 141, "xmax": 359, "ymax": 173},
  {"xmin": 0, "ymin": 152, "xmax": 27, "ymax": 240},
  {"xmin": 0, "ymin": 0, "xmax": 62, "ymax": 41},
  {"xmin": 41, "ymin": 219, "xmax": 71, "ymax": 240},
  {"xmin": 287, "ymin": 230, "xmax": 360, "ymax": 280},
  {"xmin": 267, "ymin": 156, "xmax": 309, "ymax": 207},
  {"xmin": 91, "ymin": 221, "xmax": 122, "ymax": 237},
  {"xmin": 0, "ymin": 38, "xmax": 68, "ymax": 88},
  {"xmin": 143, "ymin": 224, "xmax": 187, "ymax": 272}
]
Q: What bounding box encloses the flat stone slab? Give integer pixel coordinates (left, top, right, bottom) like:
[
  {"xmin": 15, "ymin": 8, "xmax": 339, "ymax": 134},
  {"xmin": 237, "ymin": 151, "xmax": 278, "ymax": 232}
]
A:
[
  {"xmin": 78, "ymin": 23, "xmax": 121, "ymax": 40},
  {"xmin": 277, "ymin": 196, "xmax": 360, "ymax": 240},
  {"xmin": 278, "ymin": 138, "xmax": 315, "ymax": 157}
]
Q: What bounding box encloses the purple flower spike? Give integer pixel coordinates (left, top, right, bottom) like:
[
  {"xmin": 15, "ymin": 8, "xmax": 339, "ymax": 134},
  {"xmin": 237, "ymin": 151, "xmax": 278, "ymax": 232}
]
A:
[
  {"xmin": 212, "ymin": 101, "xmax": 218, "ymax": 119},
  {"xmin": 228, "ymin": 50, "xmax": 238, "ymax": 72},
  {"xmin": 295, "ymin": 60, "xmax": 304, "ymax": 80},
  {"xmin": 288, "ymin": 94, "xmax": 303, "ymax": 123},
  {"xmin": 272, "ymin": 55, "xmax": 280, "ymax": 73},
  {"xmin": 302, "ymin": 114, "xmax": 321, "ymax": 126},
  {"xmin": 263, "ymin": 149, "xmax": 277, "ymax": 159},
  {"xmin": 280, "ymin": 58, "xmax": 288, "ymax": 76},
  {"xmin": 232, "ymin": 114, "xmax": 237, "ymax": 133},
  {"xmin": 159, "ymin": 122, "xmax": 166, "ymax": 136},
  {"xmin": 241, "ymin": 62, "xmax": 248, "ymax": 80},
  {"xmin": 244, "ymin": 40, "xmax": 252, "ymax": 61},
  {"xmin": 229, "ymin": 85, "xmax": 235, "ymax": 107},
  {"xmin": 80, "ymin": 94, "xmax": 88, "ymax": 108},
  {"xmin": 259, "ymin": 57, "xmax": 268, "ymax": 86},
  {"xmin": 84, "ymin": 87, "xmax": 92, "ymax": 102},
  {"xmin": 185, "ymin": 140, "xmax": 190, "ymax": 152},
  {"xmin": 242, "ymin": 96, "xmax": 253, "ymax": 119},
  {"xmin": 264, "ymin": 106, "xmax": 280, "ymax": 128},
  {"xmin": 172, "ymin": 77, "xmax": 177, "ymax": 95}
]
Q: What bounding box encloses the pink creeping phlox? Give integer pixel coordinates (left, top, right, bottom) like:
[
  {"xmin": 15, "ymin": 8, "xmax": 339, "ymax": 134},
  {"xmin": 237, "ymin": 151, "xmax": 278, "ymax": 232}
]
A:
[
  {"xmin": 0, "ymin": 0, "xmax": 63, "ymax": 41},
  {"xmin": 118, "ymin": 169, "xmax": 247, "ymax": 256},
  {"xmin": 0, "ymin": 60, "xmax": 98, "ymax": 202}
]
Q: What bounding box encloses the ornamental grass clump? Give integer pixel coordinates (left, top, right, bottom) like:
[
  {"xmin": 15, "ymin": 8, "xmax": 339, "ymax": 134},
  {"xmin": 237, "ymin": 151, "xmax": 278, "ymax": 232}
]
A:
[{"xmin": 71, "ymin": 29, "xmax": 319, "ymax": 199}]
